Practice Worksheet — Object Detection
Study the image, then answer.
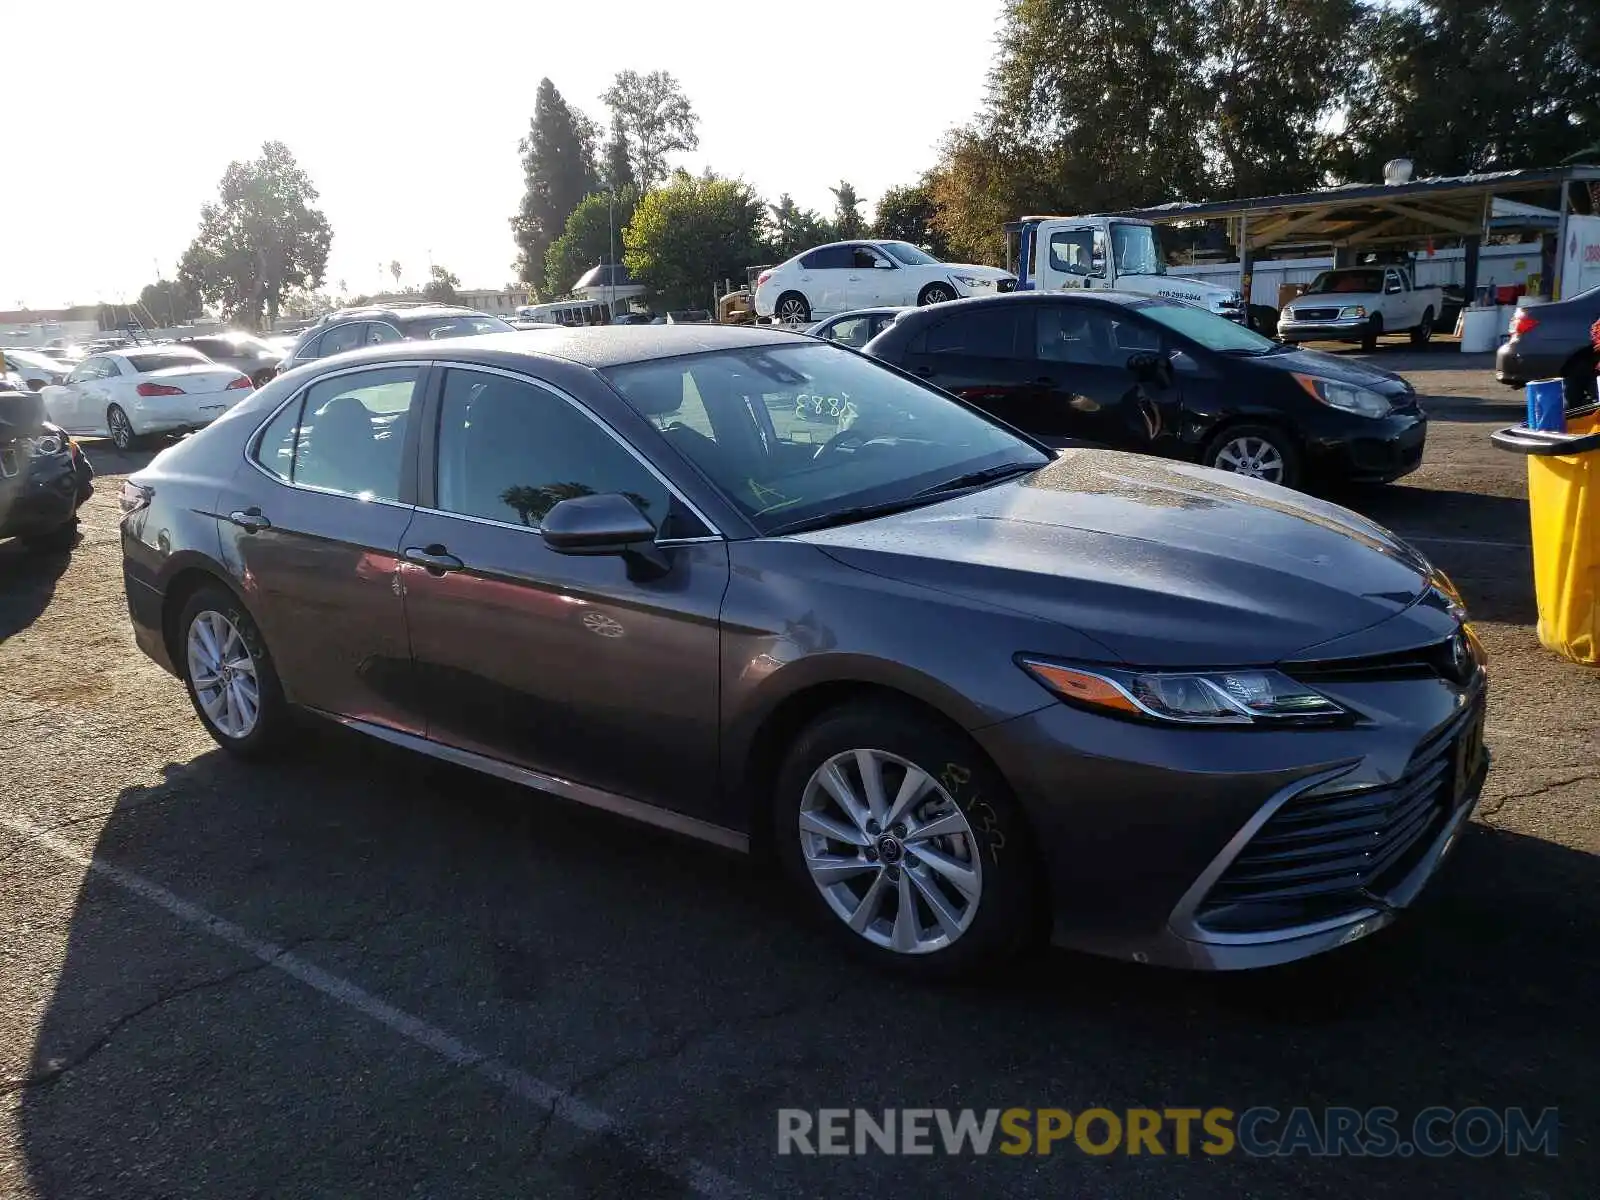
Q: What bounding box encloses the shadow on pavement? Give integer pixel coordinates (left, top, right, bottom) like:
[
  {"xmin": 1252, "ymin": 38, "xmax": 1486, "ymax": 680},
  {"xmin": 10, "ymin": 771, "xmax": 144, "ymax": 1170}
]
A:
[
  {"xmin": 0, "ymin": 539, "xmax": 75, "ymax": 643},
  {"xmin": 16, "ymin": 725, "xmax": 1594, "ymax": 1198}
]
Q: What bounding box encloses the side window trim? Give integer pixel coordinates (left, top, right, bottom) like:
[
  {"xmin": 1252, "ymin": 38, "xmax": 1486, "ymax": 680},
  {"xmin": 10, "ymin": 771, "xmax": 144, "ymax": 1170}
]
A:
[
  {"xmin": 415, "ymin": 360, "xmax": 723, "ymax": 543},
  {"xmin": 244, "ymin": 360, "xmax": 432, "ymax": 509}
]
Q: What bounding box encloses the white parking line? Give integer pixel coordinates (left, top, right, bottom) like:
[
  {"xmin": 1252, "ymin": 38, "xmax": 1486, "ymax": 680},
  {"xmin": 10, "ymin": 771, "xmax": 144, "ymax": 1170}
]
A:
[
  {"xmin": 2, "ymin": 814, "xmax": 757, "ymax": 1200},
  {"xmin": 1395, "ymin": 534, "xmax": 1532, "ymax": 550}
]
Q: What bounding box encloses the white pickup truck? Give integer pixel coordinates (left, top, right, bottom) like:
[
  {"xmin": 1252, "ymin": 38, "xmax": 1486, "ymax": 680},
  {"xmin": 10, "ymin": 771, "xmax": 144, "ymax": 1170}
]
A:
[{"xmin": 1277, "ymin": 266, "xmax": 1443, "ymax": 350}]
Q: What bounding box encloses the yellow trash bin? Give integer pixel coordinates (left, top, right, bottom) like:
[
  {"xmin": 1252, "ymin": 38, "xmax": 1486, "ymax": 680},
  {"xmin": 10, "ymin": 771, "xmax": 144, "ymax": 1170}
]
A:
[{"xmin": 1492, "ymin": 411, "xmax": 1600, "ymax": 665}]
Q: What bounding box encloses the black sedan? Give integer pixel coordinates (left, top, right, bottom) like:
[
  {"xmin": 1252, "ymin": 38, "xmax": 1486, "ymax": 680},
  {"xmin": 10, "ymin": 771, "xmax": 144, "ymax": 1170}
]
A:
[
  {"xmin": 1495, "ymin": 285, "xmax": 1600, "ymax": 408},
  {"xmin": 1, "ymin": 388, "xmax": 93, "ymax": 551},
  {"xmin": 119, "ymin": 326, "xmax": 1486, "ymax": 976},
  {"xmin": 864, "ymin": 292, "xmax": 1427, "ymax": 490}
]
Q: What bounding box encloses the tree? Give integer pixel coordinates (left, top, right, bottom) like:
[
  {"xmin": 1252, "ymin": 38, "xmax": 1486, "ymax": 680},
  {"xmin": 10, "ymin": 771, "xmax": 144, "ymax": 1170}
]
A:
[
  {"xmin": 767, "ymin": 193, "xmax": 833, "ymax": 260},
  {"xmin": 601, "ymin": 70, "xmax": 700, "ymax": 190},
  {"xmin": 137, "ymin": 278, "xmax": 201, "ymax": 327},
  {"xmin": 624, "ymin": 174, "xmax": 767, "ymax": 309},
  {"xmin": 1338, "ymin": 0, "xmax": 1600, "ymax": 179},
  {"xmin": 601, "ymin": 111, "xmax": 636, "ymax": 194},
  {"xmin": 178, "ymin": 141, "xmax": 332, "ymax": 330},
  {"xmin": 511, "ymin": 79, "xmax": 601, "ymax": 293},
  {"xmin": 389, "ymin": 260, "xmax": 402, "ymax": 288},
  {"xmin": 546, "ymin": 189, "xmax": 637, "ymax": 297},
  {"xmin": 829, "ymin": 181, "xmax": 866, "ymax": 239},
  {"xmin": 872, "ymin": 180, "xmax": 948, "ymax": 258},
  {"xmin": 422, "ymin": 265, "xmax": 461, "ymax": 303}
]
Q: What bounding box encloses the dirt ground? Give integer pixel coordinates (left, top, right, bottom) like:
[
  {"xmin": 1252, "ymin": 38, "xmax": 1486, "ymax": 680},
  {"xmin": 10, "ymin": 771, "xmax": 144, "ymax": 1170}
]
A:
[{"xmin": 1, "ymin": 388, "xmax": 1597, "ymax": 1198}]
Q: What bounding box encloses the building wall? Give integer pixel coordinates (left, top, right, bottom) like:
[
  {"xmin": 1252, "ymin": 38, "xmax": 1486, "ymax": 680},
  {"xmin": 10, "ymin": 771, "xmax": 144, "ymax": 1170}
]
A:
[{"xmin": 457, "ymin": 289, "xmax": 533, "ymax": 314}]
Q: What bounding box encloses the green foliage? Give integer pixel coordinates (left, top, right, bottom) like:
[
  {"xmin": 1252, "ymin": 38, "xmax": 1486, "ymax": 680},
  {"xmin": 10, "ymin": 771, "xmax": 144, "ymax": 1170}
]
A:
[
  {"xmin": 871, "ymin": 180, "xmax": 948, "ymax": 258},
  {"xmin": 137, "ymin": 278, "xmax": 200, "ymax": 326},
  {"xmin": 601, "ymin": 70, "xmax": 700, "ymax": 190},
  {"xmin": 177, "ymin": 141, "xmax": 332, "ymax": 331},
  {"xmin": 1339, "ymin": 0, "xmax": 1600, "ymax": 178},
  {"xmin": 546, "ymin": 189, "xmax": 637, "ymax": 296},
  {"xmin": 511, "ymin": 79, "xmax": 600, "ymax": 293},
  {"xmin": 830, "ymin": 180, "xmax": 866, "ymax": 239},
  {"xmin": 422, "ymin": 265, "xmax": 460, "ymax": 303},
  {"xmin": 602, "ymin": 112, "xmax": 636, "ymax": 194},
  {"xmin": 624, "ymin": 175, "xmax": 767, "ymax": 309},
  {"xmin": 767, "ymin": 193, "xmax": 834, "ymax": 260}
]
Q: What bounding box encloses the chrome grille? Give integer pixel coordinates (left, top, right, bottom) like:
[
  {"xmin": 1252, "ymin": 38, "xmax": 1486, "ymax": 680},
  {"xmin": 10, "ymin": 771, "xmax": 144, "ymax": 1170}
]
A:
[
  {"xmin": 1196, "ymin": 700, "xmax": 1483, "ymax": 934},
  {"xmin": 1291, "ymin": 307, "xmax": 1342, "ymax": 321}
]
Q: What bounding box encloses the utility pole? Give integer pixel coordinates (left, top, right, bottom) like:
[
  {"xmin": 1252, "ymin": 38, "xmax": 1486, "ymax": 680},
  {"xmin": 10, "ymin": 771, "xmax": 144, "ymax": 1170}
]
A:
[{"xmin": 608, "ymin": 186, "xmax": 616, "ymax": 319}]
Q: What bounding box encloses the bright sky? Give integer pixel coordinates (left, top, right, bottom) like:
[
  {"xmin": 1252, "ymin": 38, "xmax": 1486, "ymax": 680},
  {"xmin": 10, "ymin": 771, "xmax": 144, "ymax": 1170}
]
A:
[{"xmin": 6, "ymin": 0, "xmax": 1003, "ymax": 309}]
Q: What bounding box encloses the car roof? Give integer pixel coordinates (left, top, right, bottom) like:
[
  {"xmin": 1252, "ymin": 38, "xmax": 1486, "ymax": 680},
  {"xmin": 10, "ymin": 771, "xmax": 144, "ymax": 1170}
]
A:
[
  {"xmin": 895, "ymin": 291, "xmax": 1156, "ymax": 318},
  {"xmin": 292, "ymin": 324, "xmax": 813, "ymax": 372},
  {"xmin": 821, "ymin": 306, "xmax": 911, "ymax": 320}
]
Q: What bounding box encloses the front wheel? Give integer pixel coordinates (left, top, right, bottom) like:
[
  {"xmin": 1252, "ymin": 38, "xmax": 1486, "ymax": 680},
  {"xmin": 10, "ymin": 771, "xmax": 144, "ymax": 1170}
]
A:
[
  {"xmin": 1361, "ymin": 314, "xmax": 1384, "ymax": 352},
  {"xmin": 178, "ymin": 585, "xmax": 289, "ymax": 758},
  {"xmin": 1203, "ymin": 424, "xmax": 1301, "ymax": 489},
  {"xmin": 773, "ymin": 702, "xmax": 1042, "ymax": 979},
  {"xmin": 1410, "ymin": 307, "xmax": 1435, "ymax": 346},
  {"xmin": 919, "ymin": 283, "xmax": 956, "ymax": 306}
]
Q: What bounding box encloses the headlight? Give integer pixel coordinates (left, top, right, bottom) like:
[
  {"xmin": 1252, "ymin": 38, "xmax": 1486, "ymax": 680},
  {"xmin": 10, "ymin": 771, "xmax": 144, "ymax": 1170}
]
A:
[
  {"xmin": 1338, "ymin": 305, "xmax": 1367, "ymax": 319},
  {"xmin": 951, "ymin": 276, "xmax": 985, "ymax": 288},
  {"xmin": 1292, "ymin": 373, "xmax": 1392, "ymax": 418},
  {"xmin": 1019, "ymin": 658, "xmax": 1346, "ymax": 726},
  {"xmin": 22, "ymin": 432, "xmax": 66, "ymax": 457}
]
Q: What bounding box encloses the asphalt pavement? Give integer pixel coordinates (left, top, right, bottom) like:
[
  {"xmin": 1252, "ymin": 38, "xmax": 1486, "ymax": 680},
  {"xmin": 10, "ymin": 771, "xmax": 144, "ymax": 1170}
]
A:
[{"xmin": 2, "ymin": 405, "xmax": 1597, "ymax": 1199}]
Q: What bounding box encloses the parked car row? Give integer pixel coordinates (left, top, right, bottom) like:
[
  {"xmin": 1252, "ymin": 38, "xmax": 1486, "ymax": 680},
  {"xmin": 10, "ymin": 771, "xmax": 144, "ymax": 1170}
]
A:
[{"xmin": 117, "ymin": 321, "xmax": 1485, "ymax": 978}]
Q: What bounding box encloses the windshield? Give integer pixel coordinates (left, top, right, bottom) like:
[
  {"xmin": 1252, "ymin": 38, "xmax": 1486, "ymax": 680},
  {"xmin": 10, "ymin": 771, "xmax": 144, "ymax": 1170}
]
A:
[
  {"xmin": 1111, "ymin": 223, "xmax": 1165, "ymax": 276},
  {"xmin": 399, "ymin": 314, "xmax": 515, "ymax": 339},
  {"xmin": 881, "ymin": 241, "xmax": 941, "ymax": 266},
  {"xmin": 1306, "ymin": 269, "xmax": 1385, "ymax": 295},
  {"xmin": 604, "ymin": 343, "xmax": 1046, "ymax": 535},
  {"xmin": 1135, "ymin": 300, "xmax": 1278, "ymax": 353}
]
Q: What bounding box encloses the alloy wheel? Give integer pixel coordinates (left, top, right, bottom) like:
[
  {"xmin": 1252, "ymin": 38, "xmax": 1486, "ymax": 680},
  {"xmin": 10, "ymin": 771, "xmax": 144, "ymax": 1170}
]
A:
[
  {"xmin": 798, "ymin": 748, "xmax": 983, "ymax": 954},
  {"xmin": 922, "ymin": 286, "xmax": 955, "ymax": 305},
  {"xmin": 777, "ymin": 297, "xmax": 808, "ymax": 324},
  {"xmin": 1213, "ymin": 436, "xmax": 1286, "ymax": 482},
  {"xmin": 108, "ymin": 407, "xmax": 133, "ymax": 451},
  {"xmin": 186, "ymin": 610, "xmax": 261, "ymax": 739}
]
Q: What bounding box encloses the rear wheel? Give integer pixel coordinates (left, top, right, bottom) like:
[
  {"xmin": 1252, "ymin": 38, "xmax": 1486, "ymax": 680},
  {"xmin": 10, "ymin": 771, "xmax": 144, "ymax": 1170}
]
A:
[
  {"xmin": 775, "ymin": 292, "xmax": 811, "ymax": 324},
  {"xmin": 773, "ymin": 702, "xmax": 1042, "ymax": 978},
  {"xmin": 918, "ymin": 283, "xmax": 956, "ymax": 306},
  {"xmin": 1410, "ymin": 307, "xmax": 1435, "ymax": 346},
  {"xmin": 107, "ymin": 404, "xmax": 141, "ymax": 452},
  {"xmin": 1203, "ymin": 424, "xmax": 1301, "ymax": 489},
  {"xmin": 177, "ymin": 585, "xmax": 288, "ymax": 758},
  {"xmin": 1361, "ymin": 314, "xmax": 1384, "ymax": 352}
]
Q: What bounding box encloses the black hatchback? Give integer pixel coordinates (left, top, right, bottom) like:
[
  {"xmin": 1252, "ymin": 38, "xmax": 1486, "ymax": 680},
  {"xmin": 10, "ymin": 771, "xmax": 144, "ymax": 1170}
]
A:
[{"xmin": 864, "ymin": 292, "xmax": 1426, "ymax": 490}]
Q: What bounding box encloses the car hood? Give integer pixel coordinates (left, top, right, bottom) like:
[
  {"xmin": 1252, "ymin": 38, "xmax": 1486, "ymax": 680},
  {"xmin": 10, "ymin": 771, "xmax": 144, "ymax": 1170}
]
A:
[
  {"xmin": 796, "ymin": 450, "xmax": 1438, "ymax": 667},
  {"xmin": 1239, "ymin": 345, "xmax": 1415, "ymax": 398},
  {"xmin": 943, "ymin": 264, "xmax": 1015, "ymax": 282}
]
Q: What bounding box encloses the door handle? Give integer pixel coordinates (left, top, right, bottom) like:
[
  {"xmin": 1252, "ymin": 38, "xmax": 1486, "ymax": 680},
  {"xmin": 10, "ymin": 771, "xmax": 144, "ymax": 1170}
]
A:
[
  {"xmin": 228, "ymin": 508, "xmax": 271, "ymax": 533},
  {"xmin": 403, "ymin": 545, "xmax": 464, "ymax": 575}
]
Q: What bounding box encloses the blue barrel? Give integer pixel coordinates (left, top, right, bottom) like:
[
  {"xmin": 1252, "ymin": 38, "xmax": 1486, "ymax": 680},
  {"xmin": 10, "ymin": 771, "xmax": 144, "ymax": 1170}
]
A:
[{"xmin": 1527, "ymin": 378, "xmax": 1567, "ymax": 433}]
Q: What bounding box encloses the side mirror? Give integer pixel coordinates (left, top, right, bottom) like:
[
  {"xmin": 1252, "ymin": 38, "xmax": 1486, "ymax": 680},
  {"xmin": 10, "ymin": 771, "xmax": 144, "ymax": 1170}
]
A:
[
  {"xmin": 875, "ymin": 259, "xmax": 895, "ymax": 269},
  {"xmin": 1386, "ymin": 282, "xmax": 1403, "ymax": 294},
  {"xmin": 541, "ymin": 492, "xmax": 669, "ymax": 578}
]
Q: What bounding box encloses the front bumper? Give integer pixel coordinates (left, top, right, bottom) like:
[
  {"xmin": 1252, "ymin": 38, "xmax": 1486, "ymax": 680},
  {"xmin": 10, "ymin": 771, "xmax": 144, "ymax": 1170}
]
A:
[
  {"xmin": 974, "ymin": 673, "xmax": 1487, "ymax": 970},
  {"xmin": 1279, "ymin": 316, "xmax": 1369, "ymax": 342},
  {"xmin": 1304, "ymin": 410, "xmax": 1427, "ymax": 484}
]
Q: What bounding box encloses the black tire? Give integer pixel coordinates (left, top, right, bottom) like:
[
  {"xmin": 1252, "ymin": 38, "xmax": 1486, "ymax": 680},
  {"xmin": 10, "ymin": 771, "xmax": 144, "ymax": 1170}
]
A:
[
  {"xmin": 176, "ymin": 584, "xmax": 289, "ymax": 759},
  {"xmin": 1201, "ymin": 423, "xmax": 1302, "ymax": 489},
  {"xmin": 1562, "ymin": 350, "xmax": 1598, "ymax": 409},
  {"xmin": 1361, "ymin": 314, "xmax": 1384, "ymax": 352},
  {"xmin": 1410, "ymin": 308, "xmax": 1435, "ymax": 346},
  {"xmin": 918, "ymin": 283, "xmax": 956, "ymax": 306},
  {"xmin": 774, "ymin": 292, "xmax": 811, "ymax": 324},
  {"xmin": 107, "ymin": 404, "xmax": 142, "ymax": 452},
  {"xmin": 772, "ymin": 701, "xmax": 1042, "ymax": 979},
  {"xmin": 22, "ymin": 518, "xmax": 79, "ymax": 553},
  {"xmin": 251, "ymin": 366, "xmax": 277, "ymax": 388}
]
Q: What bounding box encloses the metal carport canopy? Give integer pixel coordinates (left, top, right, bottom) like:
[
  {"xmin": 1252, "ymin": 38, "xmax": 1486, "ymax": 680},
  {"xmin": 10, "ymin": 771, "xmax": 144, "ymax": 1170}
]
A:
[{"xmin": 1112, "ymin": 165, "xmax": 1600, "ymax": 251}]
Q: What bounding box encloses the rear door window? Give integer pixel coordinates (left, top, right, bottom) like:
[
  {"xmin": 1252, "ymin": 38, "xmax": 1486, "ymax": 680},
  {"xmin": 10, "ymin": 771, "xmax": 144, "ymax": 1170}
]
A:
[
  {"xmin": 799, "ymin": 246, "xmax": 853, "ymax": 270},
  {"xmin": 318, "ymin": 323, "xmax": 367, "ymax": 358},
  {"xmin": 925, "ymin": 309, "xmax": 1025, "ymax": 358},
  {"xmin": 253, "ymin": 366, "xmax": 419, "ymax": 500}
]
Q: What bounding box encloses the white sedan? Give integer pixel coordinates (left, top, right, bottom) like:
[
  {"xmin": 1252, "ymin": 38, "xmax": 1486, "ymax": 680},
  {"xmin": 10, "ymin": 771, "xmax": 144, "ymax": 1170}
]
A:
[
  {"xmin": 754, "ymin": 240, "xmax": 1015, "ymax": 324},
  {"xmin": 40, "ymin": 346, "xmax": 254, "ymax": 451}
]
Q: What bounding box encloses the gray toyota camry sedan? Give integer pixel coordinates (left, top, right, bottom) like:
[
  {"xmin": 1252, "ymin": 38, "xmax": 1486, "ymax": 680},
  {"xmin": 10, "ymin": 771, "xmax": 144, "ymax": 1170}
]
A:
[{"xmin": 119, "ymin": 326, "xmax": 1489, "ymax": 976}]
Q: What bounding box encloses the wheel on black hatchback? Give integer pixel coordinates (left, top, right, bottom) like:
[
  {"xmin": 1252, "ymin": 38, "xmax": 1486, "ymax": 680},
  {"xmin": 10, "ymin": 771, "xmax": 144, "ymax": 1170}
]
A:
[
  {"xmin": 177, "ymin": 585, "xmax": 289, "ymax": 758},
  {"xmin": 1202, "ymin": 424, "xmax": 1301, "ymax": 489},
  {"xmin": 772, "ymin": 702, "xmax": 1041, "ymax": 978}
]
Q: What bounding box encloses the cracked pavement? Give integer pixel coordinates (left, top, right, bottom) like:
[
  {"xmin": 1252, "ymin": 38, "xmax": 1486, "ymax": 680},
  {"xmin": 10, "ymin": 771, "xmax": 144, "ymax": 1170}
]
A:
[{"xmin": 2, "ymin": 414, "xmax": 1598, "ymax": 1199}]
